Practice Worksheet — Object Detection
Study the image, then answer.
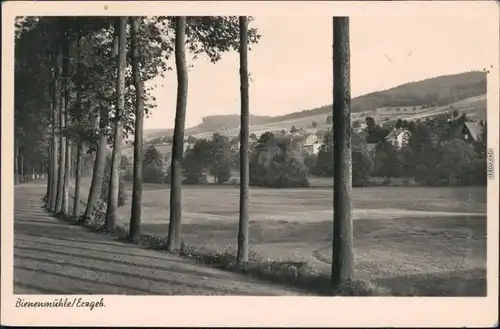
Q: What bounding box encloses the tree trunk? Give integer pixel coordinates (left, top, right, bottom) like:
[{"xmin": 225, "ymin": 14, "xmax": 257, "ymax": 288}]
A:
[
  {"xmin": 26, "ymin": 158, "xmax": 30, "ymax": 182},
  {"xmin": 73, "ymin": 143, "xmax": 83, "ymax": 217},
  {"xmin": 81, "ymin": 108, "xmax": 108, "ymax": 222},
  {"xmin": 167, "ymin": 16, "xmax": 188, "ymax": 252},
  {"xmin": 73, "ymin": 32, "xmax": 83, "ymax": 219},
  {"xmin": 55, "ymin": 42, "xmax": 66, "ymax": 215},
  {"xmin": 27, "ymin": 159, "xmax": 32, "ymax": 181},
  {"xmin": 14, "ymin": 145, "xmax": 19, "ymax": 185},
  {"xmin": 61, "ymin": 31, "xmax": 72, "ymax": 217},
  {"xmin": 46, "ymin": 146, "xmax": 51, "ymax": 197},
  {"xmin": 237, "ymin": 16, "xmax": 250, "ymax": 264},
  {"xmin": 331, "ymin": 17, "xmax": 353, "ymax": 287},
  {"xmin": 20, "ymin": 154, "xmax": 24, "ymax": 184},
  {"xmin": 49, "ymin": 58, "xmax": 60, "ymax": 212},
  {"xmin": 129, "ymin": 17, "xmax": 145, "ymax": 242},
  {"xmin": 81, "ymin": 26, "xmax": 118, "ymax": 223},
  {"xmin": 105, "ymin": 17, "xmax": 127, "ymax": 232}
]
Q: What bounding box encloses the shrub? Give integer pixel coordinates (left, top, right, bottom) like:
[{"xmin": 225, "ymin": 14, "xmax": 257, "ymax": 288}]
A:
[
  {"xmin": 459, "ymin": 158, "xmax": 487, "ymax": 186},
  {"xmin": 303, "ymin": 153, "xmax": 317, "ymax": 174},
  {"xmin": 176, "ymin": 244, "xmax": 390, "ymax": 296},
  {"xmin": 183, "ymin": 172, "xmax": 208, "ymax": 185},
  {"xmin": 88, "ymin": 199, "xmax": 107, "ymax": 230},
  {"xmin": 212, "ymin": 163, "xmax": 232, "ymax": 184},
  {"xmin": 143, "ymin": 163, "xmax": 165, "ymax": 184},
  {"xmin": 352, "ymin": 149, "xmax": 374, "ymax": 187},
  {"xmin": 333, "ymin": 279, "xmax": 392, "ymax": 296},
  {"xmin": 250, "ymin": 139, "xmax": 310, "ymax": 188}
]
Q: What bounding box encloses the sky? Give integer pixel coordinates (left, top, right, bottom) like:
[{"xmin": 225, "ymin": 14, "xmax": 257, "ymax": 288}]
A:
[{"xmin": 144, "ymin": 15, "xmax": 495, "ymax": 130}]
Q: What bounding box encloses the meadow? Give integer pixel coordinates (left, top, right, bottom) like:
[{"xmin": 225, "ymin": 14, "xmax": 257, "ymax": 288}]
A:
[{"xmin": 73, "ymin": 178, "xmax": 487, "ymax": 295}]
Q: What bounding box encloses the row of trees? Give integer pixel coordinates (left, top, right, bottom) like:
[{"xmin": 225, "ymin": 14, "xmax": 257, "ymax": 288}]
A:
[
  {"xmin": 15, "ymin": 16, "xmax": 354, "ymax": 287},
  {"xmin": 313, "ymin": 112, "xmax": 487, "ymax": 187},
  {"xmin": 137, "ymin": 107, "xmax": 487, "ymax": 190},
  {"xmin": 15, "ymin": 16, "xmax": 260, "ymax": 258},
  {"xmin": 137, "ymin": 130, "xmax": 311, "ymax": 187}
]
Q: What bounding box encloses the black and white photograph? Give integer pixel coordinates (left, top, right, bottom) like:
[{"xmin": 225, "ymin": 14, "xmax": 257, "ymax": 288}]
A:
[{"xmin": 2, "ymin": 1, "xmax": 499, "ymax": 327}]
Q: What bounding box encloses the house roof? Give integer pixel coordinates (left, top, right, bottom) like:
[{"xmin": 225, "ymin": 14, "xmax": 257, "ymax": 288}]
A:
[
  {"xmin": 385, "ymin": 128, "xmax": 410, "ymax": 141},
  {"xmin": 464, "ymin": 122, "xmax": 483, "ymax": 141}
]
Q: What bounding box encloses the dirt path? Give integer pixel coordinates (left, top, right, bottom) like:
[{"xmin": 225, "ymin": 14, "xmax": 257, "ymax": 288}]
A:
[{"xmin": 13, "ymin": 184, "xmax": 305, "ymax": 296}]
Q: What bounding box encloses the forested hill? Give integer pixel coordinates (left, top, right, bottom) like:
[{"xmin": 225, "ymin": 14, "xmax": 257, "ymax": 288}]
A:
[
  {"xmin": 191, "ymin": 114, "xmax": 273, "ymax": 132},
  {"xmin": 144, "ymin": 70, "xmax": 487, "ymax": 139},
  {"xmin": 266, "ymin": 70, "xmax": 487, "ymax": 122}
]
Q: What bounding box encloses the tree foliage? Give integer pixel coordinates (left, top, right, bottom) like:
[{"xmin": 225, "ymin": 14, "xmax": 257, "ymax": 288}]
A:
[{"xmin": 249, "ymin": 133, "xmax": 309, "ymax": 188}]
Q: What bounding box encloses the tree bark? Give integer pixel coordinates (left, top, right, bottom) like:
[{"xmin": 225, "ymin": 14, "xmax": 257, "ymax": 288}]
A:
[
  {"xmin": 49, "ymin": 56, "xmax": 59, "ymax": 212},
  {"xmin": 129, "ymin": 17, "xmax": 145, "ymax": 242},
  {"xmin": 167, "ymin": 16, "xmax": 188, "ymax": 252},
  {"xmin": 81, "ymin": 108, "xmax": 108, "ymax": 222},
  {"xmin": 61, "ymin": 29, "xmax": 72, "ymax": 217},
  {"xmin": 14, "ymin": 145, "xmax": 19, "ymax": 185},
  {"xmin": 55, "ymin": 41, "xmax": 66, "ymax": 215},
  {"xmin": 73, "ymin": 32, "xmax": 84, "ymax": 219},
  {"xmin": 331, "ymin": 17, "xmax": 353, "ymax": 287},
  {"xmin": 237, "ymin": 16, "xmax": 250, "ymax": 264},
  {"xmin": 20, "ymin": 153, "xmax": 24, "ymax": 183},
  {"xmin": 26, "ymin": 158, "xmax": 30, "ymax": 182},
  {"xmin": 46, "ymin": 146, "xmax": 51, "ymax": 197},
  {"xmin": 73, "ymin": 143, "xmax": 83, "ymax": 217},
  {"xmin": 105, "ymin": 17, "xmax": 128, "ymax": 232},
  {"xmin": 28, "ymin": 160, "xmax": 31, "ymax": 181}
]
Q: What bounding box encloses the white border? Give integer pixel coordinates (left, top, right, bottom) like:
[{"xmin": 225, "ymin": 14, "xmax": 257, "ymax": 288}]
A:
[{"xmin": 2, "ymin": 1, "xmax": 499, "ymax": 327}]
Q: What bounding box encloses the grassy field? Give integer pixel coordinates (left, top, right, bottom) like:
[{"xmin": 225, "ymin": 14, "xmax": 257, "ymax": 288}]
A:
[{"xmin": 71, "ymin": 177, "xmax": 487, "ymax": 296}]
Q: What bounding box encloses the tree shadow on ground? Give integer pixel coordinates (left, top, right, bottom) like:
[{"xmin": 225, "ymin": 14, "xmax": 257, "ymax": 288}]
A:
[
  {"xmin": 14, "ymin": 221, "xmax": 301, "ymax": 295},
  {"xmin": 14, "ymin": 244, "xmax": 273, "ymax": 295}
]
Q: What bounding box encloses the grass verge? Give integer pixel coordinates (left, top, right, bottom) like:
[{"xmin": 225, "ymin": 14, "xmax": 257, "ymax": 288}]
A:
[{"xmin": 45, "ymin": 195, "xmax": 391, "ymax": 296}]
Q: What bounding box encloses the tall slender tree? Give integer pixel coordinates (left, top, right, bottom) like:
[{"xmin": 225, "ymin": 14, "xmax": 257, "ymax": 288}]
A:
[
  {"xmin": 166, "ymin": 16, "xmax": 188, "ymax": 252},
  {"xmin": 45, "ymin": 78, "xmax": 54, "ymax": 200},
  {"xmin": 237, "ymin": 16, "xmax": 250, "ymax": 264},
  {"xmin": 105, "ymin": 17, "xmax": 128, "ymax": 232},
  {"xmin": 80, "ymin": 23, "xmax": 117, "ymax": 223},
  {"xmin": 14, "ymin": 143, "xmax": 20, "ymax": 185},
  {"xmin": 331, "ymin": 17, "xmax": 353, "ymax": 287},
  {"xmin": 49, "ymin": 52, "xmax": 60, "ymax": 212},
  {"xmin": 20, "ymin": 153, "xmax": 24, "ymax": 183},
  {"xmin": 61, "ymin": 22, "xmax": 72, "ymax": 216},
  {"xmin": 73, "ymin": 30, "xmax": 84, "ymax": 218},
  {"xmin": 129, "ymin": 17, "xmax": 145, "ymax": 242},
  {"xmin": 54, "ymin": 39, "xmax": 66, "ymax": 215}
]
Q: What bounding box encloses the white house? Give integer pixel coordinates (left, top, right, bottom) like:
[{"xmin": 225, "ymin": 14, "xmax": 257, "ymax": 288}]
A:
[
  {"xmin": 385, "ymin": 128, "xmax": 411, "ymax": 149},
  {"xmin": 299, "ymin": 134, "xmax": 321, "ymax": 154}
]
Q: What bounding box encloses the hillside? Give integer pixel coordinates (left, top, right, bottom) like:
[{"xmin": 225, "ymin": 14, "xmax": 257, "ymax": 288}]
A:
[
  {"xmin": 143, "ymin": 70, "xmax": 487, "ymax": 141},
  {"xmin": 190, "ymin": 114, "xmax": 274, "ymax": 133},
  {"xmin": 266, "ymin": 70, "xmax": 487, "ymax": 123},
  {"xmin": 143, "ymin": 114, "xmax": 274, "ymax": 140}
]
